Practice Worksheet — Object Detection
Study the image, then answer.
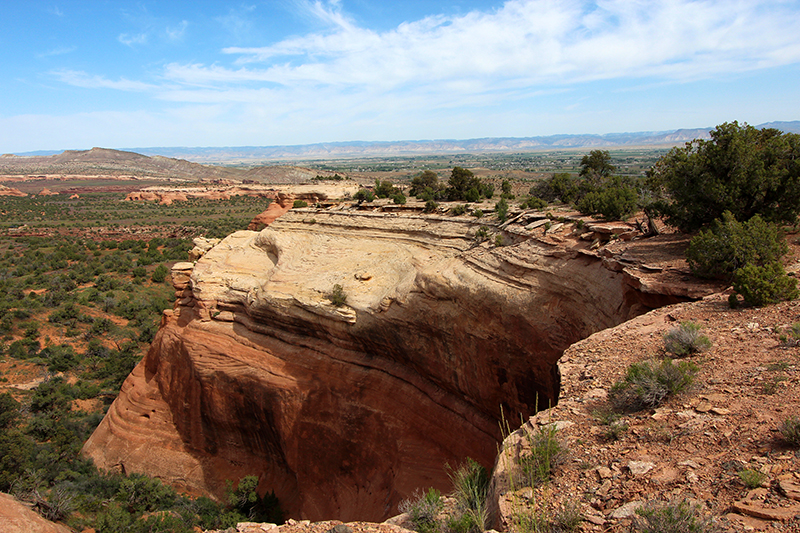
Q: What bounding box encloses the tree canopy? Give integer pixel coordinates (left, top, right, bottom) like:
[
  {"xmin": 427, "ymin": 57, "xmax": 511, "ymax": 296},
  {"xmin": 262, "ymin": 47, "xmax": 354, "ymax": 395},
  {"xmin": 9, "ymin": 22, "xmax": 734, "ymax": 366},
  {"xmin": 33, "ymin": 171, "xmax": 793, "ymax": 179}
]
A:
[{"xmin": 647, "ymin": 121, "xmax": 800, "ymax": 232}]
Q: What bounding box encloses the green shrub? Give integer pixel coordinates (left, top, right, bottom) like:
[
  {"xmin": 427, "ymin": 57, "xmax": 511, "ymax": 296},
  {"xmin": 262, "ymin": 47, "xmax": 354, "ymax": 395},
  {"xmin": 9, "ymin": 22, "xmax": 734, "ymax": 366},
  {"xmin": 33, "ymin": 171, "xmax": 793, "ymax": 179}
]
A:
[
  {"xmin": 450, "ymin": 204, "xmax": 468, "ymax": 216},
  {"xmin": 392, "ymin": 192, "xmax": 407, "ymax": 205},
  {"xmin": 576, "ymin": 183, "xmax": 637, "ymax": 221},
  {"xmin": 423, "ymin": 200, "xmax": 438, "ymax": 213},
  {"xmin": 738, "ymin": 468, "xmax": 766, "ymax": 489},
  {"xmin": 474, "ymin": 227, "xmax": 489, "ymax": 243},
  {"xmin": 447, "ymin": 458, "xmax": 489, "ymax": 533},
  {"xmin": 646, "ymin": 121, "xmax": 800, "ymax": 232},
  {"xmin": 663, "ymin": 321, "xmax": 712, "ymax": 357},
  {"xmin": 631, "ymin": 499, "xmax": 714, "ymax": 533},
  {"xmin": 610, "ymin": 359, "xmax": 697, "ymax": 412},
  {"xmin": 0, "ymin": 393, "xmax": 20, "ymax": 429},
  {"xmin": 521, "ymin": 424, "xmax": 565, "ymax": 486},
  {"xmin": 225, "ymin": 475, "xmax": 283, "ymax": 524},
  {"xmin": 495, "ymin": 198, "xmax": 509, "ymax": 222},
  {"xmin": 151, "ymin": 264, "xmax": 168, "ymax": 283},
  {"xmin": 292, "ymin": 200, "xmax": 308, "ymax": 208},
  {"xmin": 522, "ymin": 197, "xmax": 547, "ymax": 210},
  {"xmin": 472, "ymin": 209, "xmax": 483, "ymax": 218},
  {"xmin": 354, "ymin": 189, "xmax": 375, "ymax": 203},
  {"xmin": 685, "ymin": 212, "xmax": 787, "ymax": 280},
  {"xmin": 732, "ymin": 262, "xmax": 799, "ymax": 307},
  {"xmin": 399, "ymin": 488, "xmax": 443, "ymax": 533},
  {"xmin": 328, "ymin": 284, "xmax": 347, "ymax": 307},
  {"xmin": 780, "ymin": 416, "xmax": 800, "ymax": 447}
]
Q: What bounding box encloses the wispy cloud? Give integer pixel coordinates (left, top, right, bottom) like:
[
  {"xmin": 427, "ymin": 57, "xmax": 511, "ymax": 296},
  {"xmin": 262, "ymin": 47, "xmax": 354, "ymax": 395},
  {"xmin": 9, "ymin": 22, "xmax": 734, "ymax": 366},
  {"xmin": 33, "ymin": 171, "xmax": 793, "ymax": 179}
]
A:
[
  {"xmin": 48, "ymin": 6, "xmax": 64, "ymax": 17},
  {"xmin": 38, "ymin": 46, "xmax": 77, "ymax": 58},
  {"xmin": 166, "ymin": 20, "xmax": 189, "ymax": 42},
  {"xmin": 52, "ymin": 69, "xmax": 158, "ymax": 91},
  {"xmin": 118, "ymin": 33, "xmax": 148, "ymax": 46},
  {"xmin": 217, "ymin": 5, "xmax": 258, "ymax": 42}
]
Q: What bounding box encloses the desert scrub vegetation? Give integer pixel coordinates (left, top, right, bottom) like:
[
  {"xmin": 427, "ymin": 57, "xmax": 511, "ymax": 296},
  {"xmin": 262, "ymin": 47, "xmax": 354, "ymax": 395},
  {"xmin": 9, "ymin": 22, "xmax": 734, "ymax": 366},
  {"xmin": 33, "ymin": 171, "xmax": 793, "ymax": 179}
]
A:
[
  {"xmin": 647, "ymin": 121, "xmax": 800, "ymax": 232},
  {"xmin": 737, "ymin": 468, "xmax": 767, "ymax": 489},
  {"xmin": 685, "ymin": 212, "xmax": 788, "ymax": 281},
  {"xmin": 446, "ymin": 458, "xmax": 490, "ymax": 533},
  {"xmin": 399, "ymin": 459, "xmax": 490, "ymax": 533},
  {"xmin": 663, "ymin": 321, "xmax": 711, "ymax": 357},
  {"xmin": 520, "ymin": 424, "xmax": 567, "ymax": 486},
  {"xmin": 399, "ymin": 488, "xmax": 444, "ymax": 533},
  {"xmin": 0, "ymin": 227, "xmax": 286, "ymax": 530},
  {"xmin": 731, "ymin": 262, "xmax": 799, "ymax": 307},
  {"xmin": 778, "ymin": 323, "xmax": 800, "ymax": 346},
  {"xmin": 780, "ymin": 416, "xmax": 800, "ymax": 447},
  {"xmin": 631, "ymin": 499, "xmax": 716, "ymax": 533},
  {"xmin": 328, "ymin": 284, "xmax": 348, "ymax": 307},
  {"xmin": 609, "ymin": 359, "xmax": 697, "ymax": 412}
]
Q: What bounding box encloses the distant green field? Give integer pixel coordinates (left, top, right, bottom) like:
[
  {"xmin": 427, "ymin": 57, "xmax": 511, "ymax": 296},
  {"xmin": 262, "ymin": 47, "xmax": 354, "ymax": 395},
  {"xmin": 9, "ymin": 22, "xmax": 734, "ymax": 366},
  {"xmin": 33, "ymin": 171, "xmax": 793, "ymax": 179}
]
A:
[{"xmin": 0, "ymin": 192, "xmax": 271, "ymax": 239}]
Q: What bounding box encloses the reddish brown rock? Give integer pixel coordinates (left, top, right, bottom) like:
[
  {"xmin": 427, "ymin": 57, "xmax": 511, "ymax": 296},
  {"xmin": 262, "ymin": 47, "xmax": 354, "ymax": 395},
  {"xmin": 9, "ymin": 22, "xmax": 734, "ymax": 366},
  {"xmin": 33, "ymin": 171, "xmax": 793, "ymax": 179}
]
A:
[
  {"xmin": 248, "ymin": 193, "xmax": 293, "ymax": 229},
  {"xmin": 0, "ymin": 184, "xmax": 27, "ymax": 197},
  {"xmin": 84, "ymin": 210, "xmax": 701, "ymax": 522}
]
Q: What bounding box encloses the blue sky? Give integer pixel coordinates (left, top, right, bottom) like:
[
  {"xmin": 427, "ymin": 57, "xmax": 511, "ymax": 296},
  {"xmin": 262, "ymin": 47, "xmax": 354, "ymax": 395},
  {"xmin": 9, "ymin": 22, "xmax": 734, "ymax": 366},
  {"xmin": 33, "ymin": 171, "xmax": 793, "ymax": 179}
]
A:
[{"xmin": 2, "ymin": 0, "xmax": 799, "ymax": 153}]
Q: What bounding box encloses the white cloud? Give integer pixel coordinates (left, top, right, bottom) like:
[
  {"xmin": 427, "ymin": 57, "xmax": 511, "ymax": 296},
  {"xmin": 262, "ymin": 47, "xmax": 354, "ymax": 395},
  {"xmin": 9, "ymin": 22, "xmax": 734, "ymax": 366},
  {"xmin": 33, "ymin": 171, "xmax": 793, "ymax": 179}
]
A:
[
  {"xmin": 29, "ymin": 0, "xmax": 800, "ymax": 151},
  {"xmin": 213, "ymin": 0, "xmax": 800, "ymax": 88},
  {"xmin": 118, "ymin": 33, "xmax": 148, "ymax": 47},
  {"xmin": 52, "ymin": 69, "xmax": 159, "ymax": 91}
]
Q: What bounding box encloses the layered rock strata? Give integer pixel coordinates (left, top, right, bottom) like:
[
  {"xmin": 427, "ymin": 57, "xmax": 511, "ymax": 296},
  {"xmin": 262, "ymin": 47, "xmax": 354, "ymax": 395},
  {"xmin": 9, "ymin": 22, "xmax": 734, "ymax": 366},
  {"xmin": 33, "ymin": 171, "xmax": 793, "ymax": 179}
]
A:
[{"xmin": 83, "ymin": 210, "xmax": 701, "ymax": 522}]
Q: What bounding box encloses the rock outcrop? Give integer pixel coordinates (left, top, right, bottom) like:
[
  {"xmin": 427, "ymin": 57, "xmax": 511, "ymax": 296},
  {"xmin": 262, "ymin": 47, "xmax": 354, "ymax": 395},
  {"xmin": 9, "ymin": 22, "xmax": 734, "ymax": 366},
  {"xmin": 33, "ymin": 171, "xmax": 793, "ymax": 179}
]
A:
[
  {"xmin": 0, "ymin": 493, "xmax": 73, "ymax": 533},
  {"xmin": 0, "ymin": 184, "xmax": 27, "ymax": 197},
  {"xmin": 83, "ymin": 209, "xmax": 710, "ymax": 522}
]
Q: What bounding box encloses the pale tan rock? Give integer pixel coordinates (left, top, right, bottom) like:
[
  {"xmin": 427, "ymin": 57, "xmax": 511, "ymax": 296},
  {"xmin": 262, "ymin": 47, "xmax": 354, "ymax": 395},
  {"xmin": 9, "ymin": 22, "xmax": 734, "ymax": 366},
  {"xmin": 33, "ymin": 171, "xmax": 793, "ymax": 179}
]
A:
[
  {"xmin": 628, "ymin": 461, "xmax": 655, "ymax": 475},
  {"xmin": 85, "ymin": 210, "xmax": 706, "ymax": 523}
]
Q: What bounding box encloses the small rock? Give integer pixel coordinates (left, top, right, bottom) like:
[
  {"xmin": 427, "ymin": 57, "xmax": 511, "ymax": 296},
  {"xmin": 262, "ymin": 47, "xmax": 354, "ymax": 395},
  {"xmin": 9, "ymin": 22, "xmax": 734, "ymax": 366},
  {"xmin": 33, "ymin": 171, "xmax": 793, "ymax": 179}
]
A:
[
  {"xmin": 596, "ymin": 480, "xmax": 612, "ymax": 497},
  {"xmin": 586, "ymin": 388, "xmax": 607, "ymax": 399},
  {"xmin": 732, "ymin": 500, "xmax": 800, "ymax": 521},
  {"xmin": 327, "ymin": 525, "xmax": 353, "ymax": 533},
  {"xmin": 710, "ymin": 407, "xmax": 731, "ymax": 415},
  {"xmin": 628, "ymin": 461, "xmax": 655, "ymax": 475},
  {"xmin": 597, "ymin": 466, "xmax": 613, "ymax": 480},
  {"xmin": 679, "ymin": 459, "xmax": 701, "ymax": 469},
  {"xmin": 779, "ymin": 480, "xmax": 800, "ymax": 502},
  {"xmin": 585, "ymin": 514, "xmax": 606, "ymax": 525},
  {"xmin": 695, "ymin": 401, "xmax": 712, "ymax": 413},
  {"xmin": 610, "ymin": 500, "xmax": 645, "ymax": 519}
]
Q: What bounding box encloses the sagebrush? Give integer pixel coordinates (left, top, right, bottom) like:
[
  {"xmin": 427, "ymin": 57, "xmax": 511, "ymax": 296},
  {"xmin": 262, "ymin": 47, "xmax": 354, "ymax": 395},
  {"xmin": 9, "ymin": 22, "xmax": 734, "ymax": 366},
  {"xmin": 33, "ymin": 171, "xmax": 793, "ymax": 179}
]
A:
[
  {"xmin": 610, "ymin": 359, "xmax": 697, "ymax": 412},
  {"xmin": 663, "ymin": 321, "xmax": 712, "ymax": 357}
]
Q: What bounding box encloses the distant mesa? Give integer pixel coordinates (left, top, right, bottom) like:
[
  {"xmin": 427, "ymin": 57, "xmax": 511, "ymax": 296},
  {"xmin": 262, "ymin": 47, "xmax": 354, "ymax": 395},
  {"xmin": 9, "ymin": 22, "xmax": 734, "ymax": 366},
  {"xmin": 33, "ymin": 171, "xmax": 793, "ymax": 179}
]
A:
[{"xmin": 0, "ymin": 184, "xmax": 26, "ymax": 197}]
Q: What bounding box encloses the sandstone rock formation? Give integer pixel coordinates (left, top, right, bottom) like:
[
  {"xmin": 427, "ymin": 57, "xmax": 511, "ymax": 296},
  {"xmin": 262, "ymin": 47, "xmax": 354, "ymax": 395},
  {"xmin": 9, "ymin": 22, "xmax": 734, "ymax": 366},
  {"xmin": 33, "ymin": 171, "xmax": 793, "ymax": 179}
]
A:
[
  {"xmin": 0, "ymin": 184, "xmax": 27, "ymax": 197},
  {"xmin": 0, "ymin": 492, "xmax": 73, "ymax": 533},
  {"xmin": 83, "ymin": 209, "xmax": 711, "ymax": 523},
  {"xmin": 123, "ymin": 183, "xmax": 359, "ymax": 206},
  {"xmin": 247, "ymin": 193, "xmax": 294, "ymax": 229}
]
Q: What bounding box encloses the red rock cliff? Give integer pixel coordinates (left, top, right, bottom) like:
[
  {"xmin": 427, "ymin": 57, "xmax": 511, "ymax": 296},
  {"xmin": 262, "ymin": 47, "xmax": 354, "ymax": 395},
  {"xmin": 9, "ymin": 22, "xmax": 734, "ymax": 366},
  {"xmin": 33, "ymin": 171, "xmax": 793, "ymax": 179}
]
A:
[{"xmin": 82, "ymin": 210, "xmax": 701, "ymax": 521}]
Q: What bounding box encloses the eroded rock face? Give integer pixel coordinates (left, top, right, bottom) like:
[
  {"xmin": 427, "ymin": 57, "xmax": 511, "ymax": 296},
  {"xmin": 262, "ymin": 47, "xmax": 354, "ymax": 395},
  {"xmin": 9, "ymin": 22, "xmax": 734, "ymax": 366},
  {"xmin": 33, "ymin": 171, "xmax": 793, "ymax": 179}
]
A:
[{"xmin": 83, "ymin": 210, "xmax": 693, "ymax": 521}]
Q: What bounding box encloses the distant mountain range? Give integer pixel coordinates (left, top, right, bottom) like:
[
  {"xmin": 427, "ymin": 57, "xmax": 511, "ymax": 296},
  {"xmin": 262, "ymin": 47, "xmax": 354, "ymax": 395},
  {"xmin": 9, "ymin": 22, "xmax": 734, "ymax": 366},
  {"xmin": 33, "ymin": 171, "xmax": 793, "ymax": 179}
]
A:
[{"xmin": 12, "ymin": 121, "xmax": 800, "ymax": 163}]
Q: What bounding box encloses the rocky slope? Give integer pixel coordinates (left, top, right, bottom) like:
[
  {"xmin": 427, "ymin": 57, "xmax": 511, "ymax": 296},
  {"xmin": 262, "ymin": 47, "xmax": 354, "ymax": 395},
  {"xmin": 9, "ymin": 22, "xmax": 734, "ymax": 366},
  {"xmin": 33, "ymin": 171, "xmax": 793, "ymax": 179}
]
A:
[
  {"xmin": 490, "ymin": 293, "xmax": 800, "ymax": 532},
  {"xmin": 82, "ymin": 206, "xmax": 717, "ymax": 523}
]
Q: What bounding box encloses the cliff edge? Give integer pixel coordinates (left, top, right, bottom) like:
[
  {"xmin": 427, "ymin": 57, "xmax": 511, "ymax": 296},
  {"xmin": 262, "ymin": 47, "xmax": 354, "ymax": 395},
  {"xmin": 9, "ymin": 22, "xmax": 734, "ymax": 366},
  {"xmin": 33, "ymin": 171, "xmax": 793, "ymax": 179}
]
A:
[{"xmin": 83, "ymin": 207, "xmax": 716, "ymax": 522}]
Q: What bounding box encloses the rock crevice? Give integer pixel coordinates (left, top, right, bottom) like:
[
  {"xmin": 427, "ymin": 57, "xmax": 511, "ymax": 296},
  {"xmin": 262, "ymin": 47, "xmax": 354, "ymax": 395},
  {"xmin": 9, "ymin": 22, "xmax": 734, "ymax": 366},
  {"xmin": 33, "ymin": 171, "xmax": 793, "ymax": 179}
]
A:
[{"xmin": 83, "ymin": 210, "xmax": 708, "ymax": 521}]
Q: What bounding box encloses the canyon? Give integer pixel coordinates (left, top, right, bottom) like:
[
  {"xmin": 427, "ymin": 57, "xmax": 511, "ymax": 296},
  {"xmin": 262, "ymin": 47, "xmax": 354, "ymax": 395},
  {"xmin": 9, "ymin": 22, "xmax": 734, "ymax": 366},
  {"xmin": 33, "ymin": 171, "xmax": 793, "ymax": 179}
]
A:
[{"xmin": 82, "ymin": 204, "xmax": 714, "ymax": 522}]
